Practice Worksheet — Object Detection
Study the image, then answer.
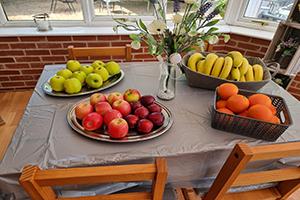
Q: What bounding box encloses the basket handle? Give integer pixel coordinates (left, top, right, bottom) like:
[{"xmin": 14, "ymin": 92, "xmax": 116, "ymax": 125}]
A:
[{"xmin": 264, "ymin": 60, "xmax": 280, "ymax": 78}]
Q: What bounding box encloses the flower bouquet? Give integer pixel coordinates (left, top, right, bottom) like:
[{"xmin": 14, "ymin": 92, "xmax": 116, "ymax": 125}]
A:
[{"xmin": 114, "ymin": 0, "xmax": 229, "ymax": 100}]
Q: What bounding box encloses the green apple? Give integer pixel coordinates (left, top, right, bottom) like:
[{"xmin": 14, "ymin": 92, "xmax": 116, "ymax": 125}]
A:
[
  {"xmin": 94, "ymin": 66, "xmax": 109, "ymax": 81},
  {"xmin": 66, "ymin": 60, "xmax": 81, "ymax": 72},
  {"xmin": 80, "ymin": 65, "xmax": 94, "ymax": 75},
  {"xmin": 71, "ymin": 71, "xmax": 86, "ymax": 85},
  {"xmin": 64, "ymin": 78, "xmax": 82, "ymax": 94},
  {"xmin": 86, "ymin": 73, "xmax": 103, "ymax": 89},
  {"xmin": 105, "ymin": 61, "xmax": 121, "ymax": 75},
  {"xmin": 56, "ymin": 69, "xmax": 72, "ymax": 79},
  {"xmin": 50, "ymin": 75, "xmax": 65, "ymax": 92},
  {"xmin": 91, "ymin": 60, "xmax": 105, "ymax": 69}
]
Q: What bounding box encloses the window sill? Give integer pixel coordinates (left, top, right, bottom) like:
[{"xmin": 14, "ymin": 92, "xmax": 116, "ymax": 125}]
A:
[{"xmin": 0, "ymin": 24, "xmax": 274, "ymax": 41}]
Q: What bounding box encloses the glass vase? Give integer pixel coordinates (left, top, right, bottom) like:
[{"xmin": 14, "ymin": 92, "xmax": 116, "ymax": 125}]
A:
[{"xmin": 157, "ymin": 61, "xmax": 176, "ymax": 100}]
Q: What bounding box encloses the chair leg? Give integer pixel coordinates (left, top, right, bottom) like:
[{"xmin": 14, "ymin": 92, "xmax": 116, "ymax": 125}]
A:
[
  {"xmin": 53, "ymin": 0, "xmax": 58, "ymax": 12},
  {"xmin": 50, "ymin": 0, "xmax": 55, "ymax": 11}
]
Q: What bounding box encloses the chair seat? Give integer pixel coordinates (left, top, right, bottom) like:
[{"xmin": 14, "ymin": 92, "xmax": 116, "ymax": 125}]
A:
[{"xmin": 222, "ymin": 187, "xmax": 281, "ymax": 200}]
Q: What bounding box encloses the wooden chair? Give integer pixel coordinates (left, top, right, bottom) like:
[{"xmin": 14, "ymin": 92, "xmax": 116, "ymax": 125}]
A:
[
  {"xmin": 68, "ymin": 44, "xmax": 132, "ymax": 62},
  {"xmin": 19, "ymin": 158, "xmax": 167, "ymax": 200},
  {"xmin": 180, "ymin": 142, "xmax": 300, "ymax": 200}
]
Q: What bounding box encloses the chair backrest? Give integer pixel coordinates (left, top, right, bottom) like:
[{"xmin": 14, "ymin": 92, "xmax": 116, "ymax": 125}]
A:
[
  {"xmin": 204, "ymin": 142, "xmax": 300, "ymax": 200},
  {"xmin": 68, "ymin": 44, "xmax": 132, "ymax": 61},
  {"xmin": 19, "ymin": 158, "xmax": 167, "ymax": 200}
]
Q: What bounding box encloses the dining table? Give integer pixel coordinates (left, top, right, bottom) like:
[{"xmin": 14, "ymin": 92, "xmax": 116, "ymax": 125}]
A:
[{"xmin": 0, "ymin": 61, "xmax": 300, "ymax": 199}]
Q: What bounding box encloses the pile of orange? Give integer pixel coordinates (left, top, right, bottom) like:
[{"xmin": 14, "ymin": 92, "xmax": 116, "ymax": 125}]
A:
[{"xmin": 216, "ymin": 83, "xmax": 280, "ymax": 124}]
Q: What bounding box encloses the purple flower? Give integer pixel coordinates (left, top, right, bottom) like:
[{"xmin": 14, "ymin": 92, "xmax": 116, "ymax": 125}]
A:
[{"xmin": 198, "ymin": 2, "xmax": 213, "ymax": 15}]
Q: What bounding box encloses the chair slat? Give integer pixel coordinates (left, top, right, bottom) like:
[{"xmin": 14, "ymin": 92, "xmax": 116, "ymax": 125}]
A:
[
  {"xmin": 35, "ymin": 164, "xmax": 156, "ymax": 186},
  {"xmin": 233, "ymin": 167, "xmax": 300, "ymax": 187},
  {"xmin": 58, "ymin": 192, "xmax": 152, "ymax": 200}
]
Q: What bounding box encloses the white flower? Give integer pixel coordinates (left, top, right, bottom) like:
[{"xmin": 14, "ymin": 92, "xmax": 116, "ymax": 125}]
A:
[
  {"xmin": 156, "ymin": 55, "xmax": 164, "ymax": 62},
  {"xmin": 130, "ymin": 41, "xmax": 141, "ymax": 50},
  {"xmin": 208, "ymin": 35, "xmax": 219, "ymax": 44},
  {"xmin": 184, "ymin": 0, "xmax": 196, "ymax": 4},
  {"xmin": 188, "ymin": 30, "xmax": 197, "ymax": 37},
  {"xmin": 169, "ymin": 53, "xmax": 182, "ymax": 64},
  {"xmin": 148, "ymin": 20, "xmax": 167, "ymax": 34},
  {"xmin": 172, "ymin": 14, "xmax": 183, "ymax": 24}
]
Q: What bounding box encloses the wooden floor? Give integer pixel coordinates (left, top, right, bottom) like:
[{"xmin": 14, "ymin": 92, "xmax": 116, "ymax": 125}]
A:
[{"xmin": 1, "ymin": 90, "xmax": 300, "ymax": 200}]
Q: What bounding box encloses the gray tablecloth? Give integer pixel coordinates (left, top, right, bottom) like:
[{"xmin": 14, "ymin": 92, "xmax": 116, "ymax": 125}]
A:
[{"xmin": 0, "ymin": 62, "xmax": 299, "ymax": 199}]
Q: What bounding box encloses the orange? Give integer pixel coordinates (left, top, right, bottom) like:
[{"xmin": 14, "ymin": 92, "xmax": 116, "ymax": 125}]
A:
[
  {"xmin": 269, "ymin": 115, "xmax": 280, "ymax": 124},
  {"xmin": 216, "ymin": 100, "xmax": 227, "ymax": 109},
  {"xmin": 217, "ymin": 83, "xmax": 238, "ymax": 100},
  {"xmin": 239, "ymin": 110, "xmax": 248, "ymax": 117},
  {"xmin": 269, "ymin": 105, "xmax": 277, "ymax": 115},
  {"xmin": 217, "ymin": 108, "xmax": 234, "ymax": 115},
  {"xmin": 248, "ymin": 94, "xmax": 272, "ymax": 108},
  {"xmin": 247, "ymin": 104, "xmax": 273, "ymax": 122},
  {"xmin": 226, "ymin": 94, "xmax": 249, "ymax": 113}
]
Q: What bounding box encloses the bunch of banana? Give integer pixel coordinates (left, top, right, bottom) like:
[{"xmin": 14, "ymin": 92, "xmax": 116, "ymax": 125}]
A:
[{"xmin": 186, "ymin": 51, "xmax": 264, "ymax": 82}]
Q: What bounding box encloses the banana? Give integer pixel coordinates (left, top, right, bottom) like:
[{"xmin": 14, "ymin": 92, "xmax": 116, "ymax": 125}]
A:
[
  {"xmin": 240, "ymin": 75, "xmax": 246, "ymax": 82},
  {"xmin": 203, "ymin": 53, "xmax": 218, "ymax": 75},
  {"xmin": 227, "ymin": 51, "xmax": 244, "ymax": 68},
  {"xmin": 211, "ymin": 57, "xmax": 224, "ymax": 77},
  {"xmin": 219, "ymin": 56, "xmax": 233, "ymax": 79},
  {"xmin": 187, "ymin": 53, "xmax": 205, "ymax": 71},
  {"xmin": 231, "ymin": 67, "xmax": 241, "ymax": 81},
  {"xmin": 239, "ymin": 58, "xmax": 249, "ymax": 76},
  {"xmin": 253, "ymin": 64, "xmax": 264, "ymax": 81},
  {"xmin": 245, "ymin": 65, "xmax": 254, "ymax": 82},
  {"xmin": 196, "ymin": 60, "xmax": 206, "ymax": 73}
]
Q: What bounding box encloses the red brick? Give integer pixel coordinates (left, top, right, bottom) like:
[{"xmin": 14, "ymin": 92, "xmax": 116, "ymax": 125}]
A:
[
  {"xmin": 0, "ymin": 37, "xmax": 19, "ymax": 42},
  {"xmin": 260, "ymin": 47, "xmax": 268, "ymax": 53},
  {"xmin": 90, "ymin": 56, "xmax": 111, "ymax": 60},
  {"xmin": 20, "ymin": 36, "xmax": 47, "ymax": 42},
  {"xmin": 226, "ymin": 40, "xmax": 237, "ymax": 46},
  {"xmin": 10, "ymin": 43, "xmax": 36, "ymax": 49},
  {"xmin": 0, "ymin": 44, "xmax": 9, "ymax": 49},
  {"xmin": 21, "ymin": 69, "xmax": 43, "ymax": 74},
  {"xmin": 293, "ymin": 74, "xmax": 300, "ymax": 82},
  {"xmin": 5, "ymin": 63, "xmax": 30, "ymax": 69},
  {"xmin": 37, "ymin": 43, "xmax": 62, "ymax": 48},
  {"xmin": 111, "ymin": 42, "xmax": 130, "ymax": 47},
  {"xmin": 245, "ymin": 51, "xmax": 265, "ymax": 58},
  {"xmin": 98, "ymin": 35, "xmax": 120, "ymax": 40},
  {"xmin": 42, "ymin": 56, "xmax": 66, "ymax": 62},
  {"xmin": 15, "ymin": 56, "xmax": 41, "ymax": 62},
  {"xmin": 47, "ymin": 36, "xmax": 72, "ymax": 41},
  {"xmin": 1, "ymin": 81, "xmax": 25, "ymax": 87},
  {"xmin": 0, "ymin": 76, "xmax": 9, "ymax": 81},
  {"xmin": 30, "ymin": 63, "xmax": 46, "ymax": 68},
  {"xmin": 132, "ymin": 48, "xmax": 143, "ymax": 53},
  {"xmin": 224, "ymin": 46, "xmax": 246, "ymax": 54},
  {"xmin": 25, "ymin": 80, "xmax": 37, "ymax": 86},
  {"xmin": 291, "ymin": 94, "xmax": 300, "ymax": 101},
  {"xmin": 134, "ymin": 54, "xmax": 155, "ymax": 59},
  {"xmin": 288, "ymin": 86, "xmax": 300, "ymax": 95},
  {"xmin": 10, "ymin": 75, "xmax": 33, "ymax": 81},
  {"xmin": 62, "ymin": 42, "xmax": 87, "ymax": 48},
  {"xmin": 212, "ymin": 46, "xmax": 225, "ymax": 51},
  {"xmin": 120, "ymin": 35, "xmax": 130, "ymax": 40},
  {"xmin": 26, "ymin": 50, "xmax": 50, "ymax": 55},
  {"xmin": 237, "ymin": 42, "xmax": 260, "ymax": 51},
  {"xmin": 87, "ymin": 42, "xmax": 110, "ymax": 47},
  {"xmin": 0, "ymin": 57, "xmax": 14, "ymax": 63},
  {"xmin": 250, "ymin": 38, "xmax": 271, "ymax": 46},
  {"xmin": 290, "ymin": 82, "xmax": 297, "ymax": 87},
  {"xmin": 0, "ymin": 50, "xmax": 24, "ymax": 56},
  {"xmin": 33, "ymin": 75, "xmax": 41, "ymax": 79},
  {"xmin": 0, "ymin": 70, "xmax": 20, "ymax": 75},
  {"xmin": 73, "ymin": 36, "xmax": 97, "ymax": 41},
  {"xmin": 50, "ymin": 49, "xmax": 68, "ymax": 55},
  {"xmin": 230, "ymin": 34, "xmax": 251, "ymax": 42}
]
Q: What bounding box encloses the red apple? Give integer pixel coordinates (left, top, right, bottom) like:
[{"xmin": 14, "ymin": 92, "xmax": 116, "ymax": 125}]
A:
[
  {"xmin": 107, "ymin": 92, "xmax": 123, "ymax": 105},
  {"xmin": 125, "ymin": 114, "xmax": 139, "ymax": 129},
  {"xmin": 112, "ymin": 99, "xmax": 131, "ymax": 117},
  {"xmin": 148, "ymin": 103, "xmax": 162, "ymax": 113},
  {"xmin": 90, "ymin": 93, "xmax": 106, "ymax": 106},
  {"xmin": 140, "ymin": 95, "xmax": 155, "ymax": 106},
  {"xmin": 95, "ymin": 102, "xmax": 112, "ymax": 116},
  {"xmin": 137, "ymin": 119, "xmax": 153, "ymax": 134},
  {"xmin": 130, "ymin": 101, "xmax": 142, "ymax": 111},
  {"xmin": 82, "ymin": 112, "xmax": 103, "ymax": 131},
  {"xmin": 134, "ymin": 106, "xmax": 149, "ymax": 119},
  {"xmin": 148, "ymin": 112, "xmax": 164, "ymax": 126},
  {"xmin": 75, "ymin": 102, "xmax": 93, "ymax": 120},
  {"xmin": 123, "ymin": 89, "xmax": 141, "ymax": 103},
  {"xmin": 107, "ymin": 118, "xmax": 129, "ymax": 139},
  {"xmin": 103, "ymin": 109, "xmax": 122, "ymax": 125}
]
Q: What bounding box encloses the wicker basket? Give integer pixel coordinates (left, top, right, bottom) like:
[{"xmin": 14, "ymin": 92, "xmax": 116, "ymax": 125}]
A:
[
  {"xmin": 211, "ymin": 89, "xmax": 293, "ymax": 141},
  {"xmin": 181, "ymin": 52, "xmax": 272, "ymax": 91}
]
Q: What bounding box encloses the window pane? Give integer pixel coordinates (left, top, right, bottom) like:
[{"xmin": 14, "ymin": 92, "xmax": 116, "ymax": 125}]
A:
[
  {"xmin": 1, "ymin": 0, "xmax": 83, "ymax": 21},
  {"xmin": 93, "ymin": 0, "xmax": 153, "ymax": 16},
  {"xmin": 244, "ymin": 0, "xmax": 293, "ymax": 22}
]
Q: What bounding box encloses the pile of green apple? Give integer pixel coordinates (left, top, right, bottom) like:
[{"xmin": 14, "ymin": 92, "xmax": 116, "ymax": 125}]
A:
[
  {"xmin": 50, "ymin": 60, "xmax": 121, "ymax": 94},
  {"xmin": 74, "ymin": 89, "xmax": 165, "ymax": 139}
]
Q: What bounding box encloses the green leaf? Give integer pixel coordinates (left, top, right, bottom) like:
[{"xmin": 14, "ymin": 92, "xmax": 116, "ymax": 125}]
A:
[
  {"xmin": 223, "ymin": 34, "xmax": 230, "ymax": 43},
  {"xmin": 205, "ymin": 19, "xmax": 219, "ymax": 27},
  {"xmin": 206, "ymin": 27, "xmax": 219, "ymax": 34},
  {"xmin": 129, "ymin": 34, "xmax": 140, "ymax": 41},
  {"xmin": 139, "ymin": 19, "xmax": 148, "ymax": 32}
]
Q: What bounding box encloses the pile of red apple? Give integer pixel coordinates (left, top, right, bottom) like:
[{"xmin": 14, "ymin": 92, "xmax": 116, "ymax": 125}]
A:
[{"xmin": 74, "ymin": 89, "xmax": 165, "ymax": 139}]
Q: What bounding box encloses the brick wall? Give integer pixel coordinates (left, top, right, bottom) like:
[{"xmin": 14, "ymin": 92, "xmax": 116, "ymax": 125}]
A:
[{"xmin": 0, "ymin": 33, "xmax": 299, "ymax": 100}]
